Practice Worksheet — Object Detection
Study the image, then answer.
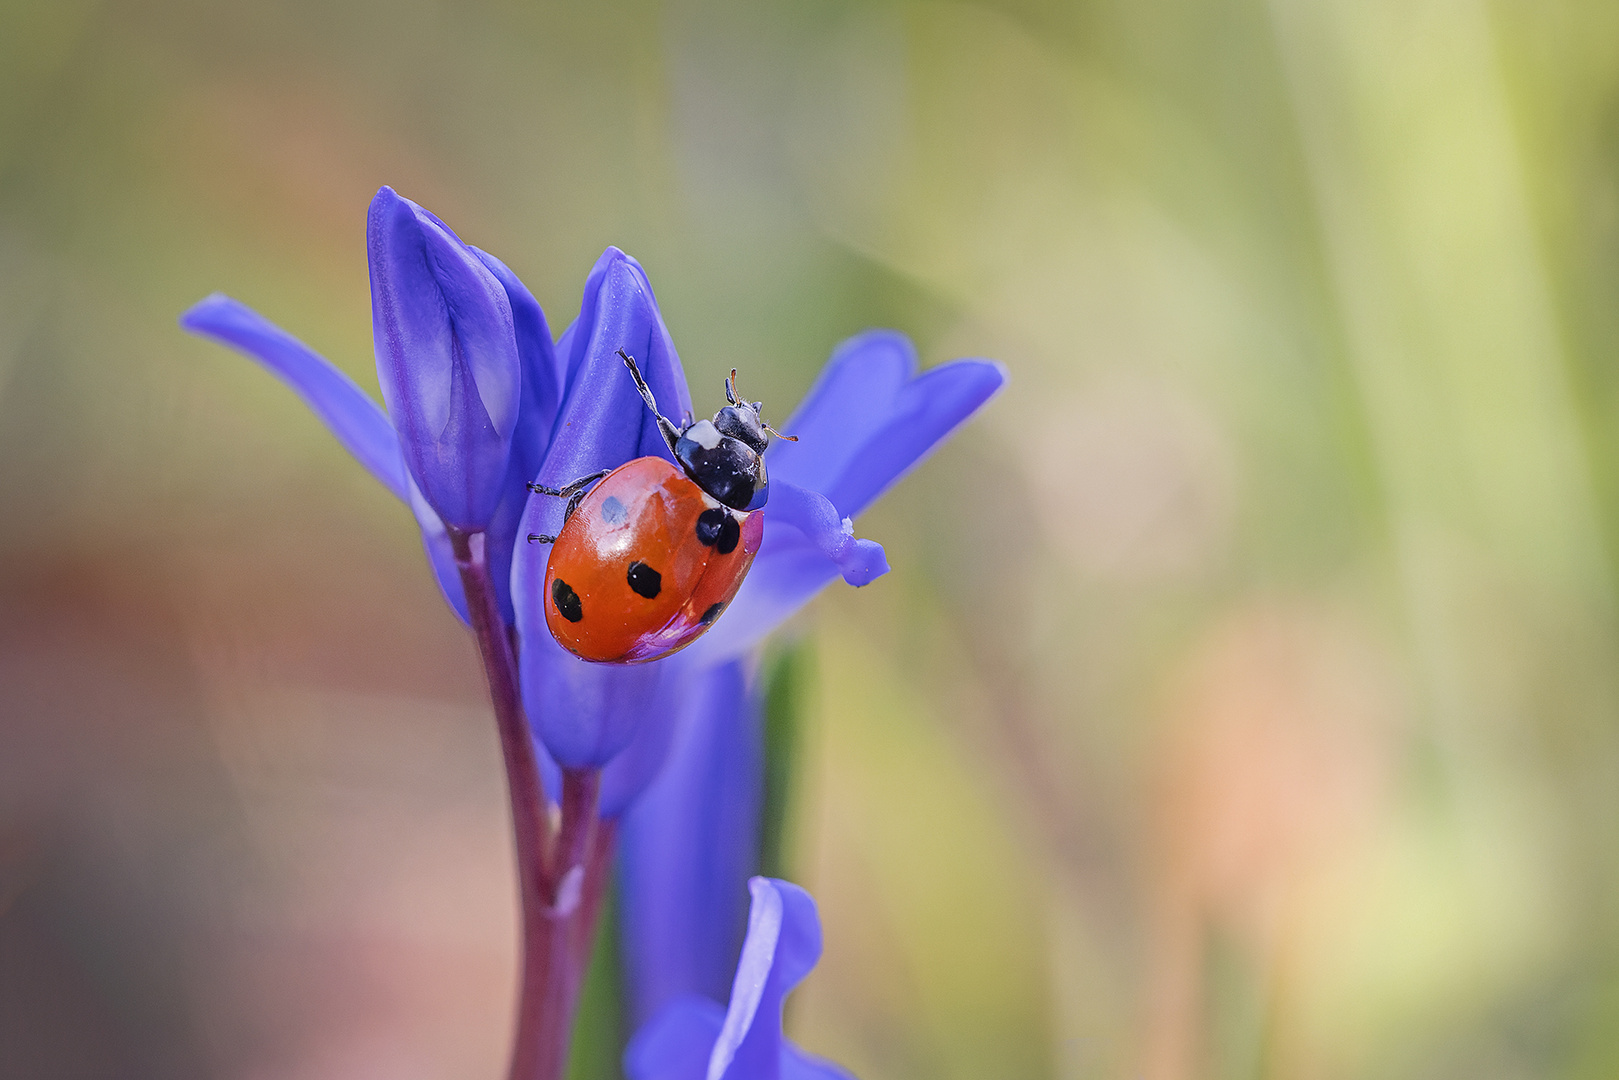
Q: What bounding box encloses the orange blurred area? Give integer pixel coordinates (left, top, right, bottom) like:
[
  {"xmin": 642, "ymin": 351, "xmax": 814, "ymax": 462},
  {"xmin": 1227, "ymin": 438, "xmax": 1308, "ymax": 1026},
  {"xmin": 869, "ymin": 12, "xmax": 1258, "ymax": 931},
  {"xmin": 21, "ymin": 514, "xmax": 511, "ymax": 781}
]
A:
[{"xmin": 5, "ymin": 1, "xmax": 1619, "ymax": 1078}]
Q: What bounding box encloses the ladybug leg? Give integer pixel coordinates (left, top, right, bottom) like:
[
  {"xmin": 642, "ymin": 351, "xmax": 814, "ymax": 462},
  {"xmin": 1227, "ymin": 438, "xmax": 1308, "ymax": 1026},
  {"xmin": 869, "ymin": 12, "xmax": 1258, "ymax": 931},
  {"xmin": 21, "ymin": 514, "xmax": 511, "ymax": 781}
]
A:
[
  {"xmin": 616, "ymin": 348, "xmax": 682, "ymax": 455},
  {"xmin": 526, "ymin": 468, "xmax": 611, "ymax": 500},
  {"xmin": 563, "ymin": 487, "xmax": 592, "ymax": 523},
  {"xmin": 526, "ymin": 467, "xmax": 612, "ymax": 534}
]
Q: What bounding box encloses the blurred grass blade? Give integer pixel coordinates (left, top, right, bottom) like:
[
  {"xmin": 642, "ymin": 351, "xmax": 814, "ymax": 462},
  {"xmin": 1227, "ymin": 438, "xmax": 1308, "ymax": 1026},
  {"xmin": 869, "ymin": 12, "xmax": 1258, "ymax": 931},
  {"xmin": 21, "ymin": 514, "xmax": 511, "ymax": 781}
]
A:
[
  {"xmin": 761, "ymin": 638, "xmax": 815, "ymax": 881},
  {"xmin": 568, "ymin": 880, "xmax": 624, "ymax": 1080}
]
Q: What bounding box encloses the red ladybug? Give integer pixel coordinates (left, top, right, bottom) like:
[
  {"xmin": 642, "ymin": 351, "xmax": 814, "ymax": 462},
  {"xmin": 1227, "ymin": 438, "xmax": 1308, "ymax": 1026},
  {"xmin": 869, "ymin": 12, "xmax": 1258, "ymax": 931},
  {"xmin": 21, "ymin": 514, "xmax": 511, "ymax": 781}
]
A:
[{"xmin": 526, "ymin": 349, "xmax": 794, "ymax": 664}]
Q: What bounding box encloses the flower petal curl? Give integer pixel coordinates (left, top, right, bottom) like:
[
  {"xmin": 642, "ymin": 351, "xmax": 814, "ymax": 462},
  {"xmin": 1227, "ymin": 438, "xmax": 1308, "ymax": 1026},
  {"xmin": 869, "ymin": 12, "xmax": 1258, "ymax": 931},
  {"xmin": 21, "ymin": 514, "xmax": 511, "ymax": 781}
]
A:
[
  {"xmin": 707, "ymin": 878, "xmax": 821, "ymax": 1079},
  {"xmin": 624, "ymin": 878, "xmax": 853, "ymax": 1080},
  {"xmin": 472, "ymin": 247, "xmax": 564, "ymax": 476},
  {"xmin": 469, "ymin": 249, "xmax": 567, "ymax": 625},
  {"xmin": 767, "ymin": 481, "xmax": 889, "ymax": 586}
]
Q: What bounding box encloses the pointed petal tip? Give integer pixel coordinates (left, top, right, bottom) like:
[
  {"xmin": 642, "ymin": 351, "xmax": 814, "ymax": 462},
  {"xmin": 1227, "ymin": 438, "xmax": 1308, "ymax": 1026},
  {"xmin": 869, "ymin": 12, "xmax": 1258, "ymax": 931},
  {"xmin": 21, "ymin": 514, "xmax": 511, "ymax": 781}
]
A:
[
  {"xmin": 978, "ymin": 357, "xmax": 1011, "ymax": 388},
  {"xmin": 586, "ymin": 245, "xmax": 631, "ymax": 279},
  {"xmin": 939, "ymin": 355, "xmax": 1011, "ymax": 417},
  {"xmin": 178, "ymin": 292, "xmax": 235, "ymax": 331},
  {"xmin": 969, "ymin": 356, "xmax": 1011, "ymax": 395},
  {"xmin": 589, "ymin": 246, "xmax": 660, "ymax": 294}
]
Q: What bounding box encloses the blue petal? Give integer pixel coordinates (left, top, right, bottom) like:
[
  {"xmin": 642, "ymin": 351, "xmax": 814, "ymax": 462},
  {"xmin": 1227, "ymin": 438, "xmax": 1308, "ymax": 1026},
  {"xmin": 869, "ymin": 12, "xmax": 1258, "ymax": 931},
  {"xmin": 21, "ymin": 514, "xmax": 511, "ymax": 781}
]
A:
[
  {"xmin": 596, "ymin": 659, "xmax": 690, "ymax": 817},
  {"xmin": 624, "ymin": 879, "xmax": 851, "ymax": 1080},
  {"xmin": 472, "ymin": 247, "xmax": 564, "ymax": 478},
  {"xmin": 471, "ymin": 249, "xmax": 564, "ymax": 625},
  {"xmin": 767, "ymin": 482, "xmax": 888, "ymax": 586},
  {"xmin": 517, "ymin": 629, "xmax": 674, "ymax": 768},
  {"xmin": 535, "ymin": 248, "xmax": 692, "ymax": 504},
  {"xmin": 367, "ymin": 187, "xmax": 520, "ymax": 530},
  {"xmin": 708, "ymin": 878, "xmax": 824, "ymax": 1080},
  {"xmin": 513, "ymin": 248, "xmax": 695, "ymax": 768},
  {"xmin": 180, "ymin": 294, "xmax": 408, "ymax": 502},
  {"xmin": 181, "ymin": 293, "xmax": 477, "ymax": 623},
  {"xmin": 406, "ymin": 475, "xmax": 471, "ymax": 624},
  {"xmin": 557, "ymin": 249, "xmax": 692, "ymax": 426},
  {"xmin": 623, "ymin": 996, "xmax": 724, "ymax": 1080},
  {"xmin": 768, "ymin": 331, "xmax": 1006, "ymax": 518},
  {"xmin": 552, "ymin": 317, "xmax": 578, "ymax": 388},
  {"xmin": 619, "ymin": 661, "xmax": 762, "ymax": 1028},
  {"xmin": 535, "ymin": 696, "xmax": 695, "ymax": 821}
]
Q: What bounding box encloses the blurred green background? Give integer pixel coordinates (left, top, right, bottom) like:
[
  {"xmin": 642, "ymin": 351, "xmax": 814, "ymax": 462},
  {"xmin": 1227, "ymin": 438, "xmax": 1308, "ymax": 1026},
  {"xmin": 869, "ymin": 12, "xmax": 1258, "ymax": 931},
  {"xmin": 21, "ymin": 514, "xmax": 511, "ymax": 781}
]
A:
[{"xmin": 3, "ymin": 0, "xmax": 1619, "ymax": 1077}]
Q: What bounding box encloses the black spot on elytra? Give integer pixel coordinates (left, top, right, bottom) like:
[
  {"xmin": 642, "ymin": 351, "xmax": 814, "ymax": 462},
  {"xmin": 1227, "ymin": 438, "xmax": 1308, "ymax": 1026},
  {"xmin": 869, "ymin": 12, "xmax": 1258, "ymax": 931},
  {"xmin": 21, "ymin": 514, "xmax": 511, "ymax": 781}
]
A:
[
  {"xmin": 695, "ymin": 507, "xmax": 727, "ymax": 546},
  {"xmin": 697, "ymin": 507, "xmax": 742, "ymax": 554},
  {"xmin": 700, "ymin": 602, "xmax": 726, "ymax": 625},
  {"xmin": 552, "ymin": 578, "xmax": 583, "ymax": 622},
  {"xmin": 601, "ymin": 495, "xmax": 628, "ymax": 525},
  {"xmin": 626, "ymin": 560, "xmax": 662, "ymax": 599},
  {"xmin": 716, "ymin": 514, "xmax": 740, "ymax": 554}
]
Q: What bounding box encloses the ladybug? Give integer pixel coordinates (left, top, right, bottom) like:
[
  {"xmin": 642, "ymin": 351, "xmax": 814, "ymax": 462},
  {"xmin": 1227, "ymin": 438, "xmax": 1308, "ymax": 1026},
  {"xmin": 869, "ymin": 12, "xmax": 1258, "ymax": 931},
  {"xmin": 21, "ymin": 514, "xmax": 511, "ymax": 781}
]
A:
[{"xmin": 526, "ymin": 349, "xmax": 795, "ymax": 664}]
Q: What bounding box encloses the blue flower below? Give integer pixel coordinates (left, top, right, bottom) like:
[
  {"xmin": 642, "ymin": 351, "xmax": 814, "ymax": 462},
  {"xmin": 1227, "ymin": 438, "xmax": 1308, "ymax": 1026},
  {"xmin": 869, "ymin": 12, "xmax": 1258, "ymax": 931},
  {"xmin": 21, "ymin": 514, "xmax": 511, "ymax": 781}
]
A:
[{"xmin": 624, "ymin": 877, "xmax": 855, "ymax": 1080}]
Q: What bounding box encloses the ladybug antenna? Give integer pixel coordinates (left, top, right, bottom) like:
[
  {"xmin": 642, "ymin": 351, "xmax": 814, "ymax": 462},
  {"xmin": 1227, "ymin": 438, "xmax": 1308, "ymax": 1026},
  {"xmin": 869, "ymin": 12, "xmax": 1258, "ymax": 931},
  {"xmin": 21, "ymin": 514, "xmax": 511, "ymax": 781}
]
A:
[
  {"xmin": 730, "ymin": 366, "xmax": 796, "ymax": 442},
  {"xmin": 617, "ymin": 349, "xmax": 681, "ymax": 455}
]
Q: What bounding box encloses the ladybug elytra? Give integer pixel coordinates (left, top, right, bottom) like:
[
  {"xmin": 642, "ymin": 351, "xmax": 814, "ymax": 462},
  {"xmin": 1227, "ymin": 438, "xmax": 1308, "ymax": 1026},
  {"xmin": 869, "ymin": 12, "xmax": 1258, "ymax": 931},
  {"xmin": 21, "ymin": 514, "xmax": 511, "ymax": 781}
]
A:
[{"xmin": 526, "ymin": 350, "xmax": 794, "ymax": 664}]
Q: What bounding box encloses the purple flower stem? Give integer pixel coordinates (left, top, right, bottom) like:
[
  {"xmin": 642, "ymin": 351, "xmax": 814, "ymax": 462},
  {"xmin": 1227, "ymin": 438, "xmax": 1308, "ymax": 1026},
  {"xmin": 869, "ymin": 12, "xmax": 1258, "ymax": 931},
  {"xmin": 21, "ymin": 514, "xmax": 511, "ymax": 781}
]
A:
[
  {"xmin": 528, "ymin": 767, "xmax": 606, "ymax": 1080},
  {"xmin": 448, "ymin": 528, "xmax": 552, "ymax": 1079},
  {"xmin": 449, "ymin": 527, "xmax": 610, "ymax": 1080}
]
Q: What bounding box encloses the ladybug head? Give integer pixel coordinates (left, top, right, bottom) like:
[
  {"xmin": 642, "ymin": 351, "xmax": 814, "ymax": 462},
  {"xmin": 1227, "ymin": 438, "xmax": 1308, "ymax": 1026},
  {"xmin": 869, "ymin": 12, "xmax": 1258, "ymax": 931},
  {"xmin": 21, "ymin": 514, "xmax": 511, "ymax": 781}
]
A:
[
  {"xmin": 618, "ymin": 351, "xmax": 796, "ymax": 514},
  {"xmin": 672, "ymin": 369, "xmax": 796, "ymax": 513}
]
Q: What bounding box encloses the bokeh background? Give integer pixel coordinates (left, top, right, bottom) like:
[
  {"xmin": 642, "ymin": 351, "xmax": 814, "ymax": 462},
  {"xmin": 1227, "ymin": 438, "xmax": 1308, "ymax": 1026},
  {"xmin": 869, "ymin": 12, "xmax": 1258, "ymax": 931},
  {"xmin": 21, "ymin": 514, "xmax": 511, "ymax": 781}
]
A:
[{"xmin": 4, "ymin": 0, "xmax": 1619, "ymax": 1077}]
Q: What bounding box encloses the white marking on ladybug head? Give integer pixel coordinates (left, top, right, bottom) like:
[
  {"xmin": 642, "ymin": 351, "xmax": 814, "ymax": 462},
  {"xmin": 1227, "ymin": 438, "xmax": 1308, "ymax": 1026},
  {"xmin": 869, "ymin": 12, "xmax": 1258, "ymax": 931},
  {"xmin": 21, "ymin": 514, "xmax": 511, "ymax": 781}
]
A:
[{"xmin": 687, "ymin": 419, "xmax": 722, "ymax": 450}]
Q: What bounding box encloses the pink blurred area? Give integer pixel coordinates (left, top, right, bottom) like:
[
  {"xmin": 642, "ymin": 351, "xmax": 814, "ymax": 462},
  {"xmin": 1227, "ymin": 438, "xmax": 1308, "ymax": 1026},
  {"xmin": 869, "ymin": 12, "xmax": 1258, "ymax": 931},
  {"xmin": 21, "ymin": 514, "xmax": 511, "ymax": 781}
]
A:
[{"xmin": 0, "ymin": 526, "xmax": 519, "ymax": 1075}]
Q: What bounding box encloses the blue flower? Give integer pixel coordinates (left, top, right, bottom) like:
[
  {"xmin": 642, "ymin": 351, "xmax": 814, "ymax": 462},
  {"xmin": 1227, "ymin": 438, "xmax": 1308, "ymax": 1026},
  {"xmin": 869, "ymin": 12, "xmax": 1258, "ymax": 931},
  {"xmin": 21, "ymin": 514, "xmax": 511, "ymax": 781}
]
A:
[
  {"xmin": 624, "ymin": 877, "xmax": 855, "ymax": 1080},
  {"xmin": 183, "ymin": 190, "xmax": 1004, "ymax": 1080},
  {"xmin": 181, "ymin": 190, "xmax": 1003, "ymax": 790}
]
